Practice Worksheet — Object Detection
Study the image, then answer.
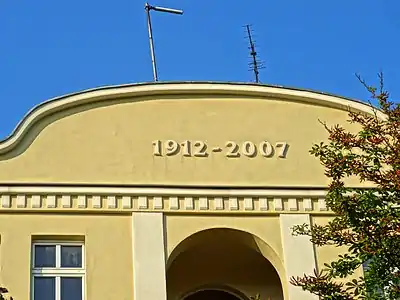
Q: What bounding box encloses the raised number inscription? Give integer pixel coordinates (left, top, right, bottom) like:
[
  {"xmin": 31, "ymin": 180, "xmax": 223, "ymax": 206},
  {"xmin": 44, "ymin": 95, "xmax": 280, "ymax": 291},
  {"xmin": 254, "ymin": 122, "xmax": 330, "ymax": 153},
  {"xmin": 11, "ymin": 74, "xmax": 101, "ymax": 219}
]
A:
[
  {"xmin": 193, "ymin": 141, "xmax": 208, "ymax": 157},
  {"xmin": 152, "ymin": 140, "xmax": 289, "ymax": 159},
  {"xmin": 226, "ymin": 141, "xmax": 240, "ymax": 157}
]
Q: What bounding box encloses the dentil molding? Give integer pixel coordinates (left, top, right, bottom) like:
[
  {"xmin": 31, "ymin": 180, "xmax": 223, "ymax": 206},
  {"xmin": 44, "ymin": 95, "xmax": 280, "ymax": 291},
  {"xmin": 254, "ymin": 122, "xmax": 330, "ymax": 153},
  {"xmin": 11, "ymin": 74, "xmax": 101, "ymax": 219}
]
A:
[{"xmin": 0, "ymin": 186, "xmax": 331, "ymax": 213}]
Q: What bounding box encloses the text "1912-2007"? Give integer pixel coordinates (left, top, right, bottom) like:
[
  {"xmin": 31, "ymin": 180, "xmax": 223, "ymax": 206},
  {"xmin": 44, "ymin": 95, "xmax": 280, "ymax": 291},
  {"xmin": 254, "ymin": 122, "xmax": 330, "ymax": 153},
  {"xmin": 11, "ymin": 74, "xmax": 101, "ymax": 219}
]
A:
[{"xmin": 152, "ymin": 140, "xmax": 289, "ymax": 158}]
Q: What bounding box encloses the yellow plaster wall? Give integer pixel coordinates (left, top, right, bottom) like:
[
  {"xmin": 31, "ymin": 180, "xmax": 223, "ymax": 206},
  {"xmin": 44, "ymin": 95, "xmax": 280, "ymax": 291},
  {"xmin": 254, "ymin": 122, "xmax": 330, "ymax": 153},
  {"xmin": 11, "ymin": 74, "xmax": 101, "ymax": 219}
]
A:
[
  {"xmin": 0, "ymin": 213, "xmax": 133, "ymax": 300},
  {"xmin": 0, "ymin": 94, "xmax": 362, "ymax": 187}
]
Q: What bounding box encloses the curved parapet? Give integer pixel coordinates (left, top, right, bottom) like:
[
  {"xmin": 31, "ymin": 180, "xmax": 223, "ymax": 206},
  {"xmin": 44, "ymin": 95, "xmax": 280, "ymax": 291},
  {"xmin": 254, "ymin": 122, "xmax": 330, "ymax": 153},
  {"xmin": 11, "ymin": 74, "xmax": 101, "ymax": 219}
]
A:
[{"xmin": 0, "ymin": 82, "xmax": 380, "ymax": 187}]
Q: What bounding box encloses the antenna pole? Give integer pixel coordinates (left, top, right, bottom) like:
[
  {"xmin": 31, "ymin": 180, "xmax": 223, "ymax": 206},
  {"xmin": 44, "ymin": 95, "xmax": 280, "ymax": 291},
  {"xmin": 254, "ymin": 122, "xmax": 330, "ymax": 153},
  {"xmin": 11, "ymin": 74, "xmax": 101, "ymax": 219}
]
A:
[
  {"xmin": 246, "ymin": 25, "xmax": 259, "ymax": 83},
  {"xmin": 145, "ymin": 3, "xmax": 158, "ymax": 81},
  {"xmin": 144, "ymin": 2, "xmax": 183, "ymax": 82},
  {"xmin": 244, "ymin": 24, "xmax": 264, "ymax": 83}
]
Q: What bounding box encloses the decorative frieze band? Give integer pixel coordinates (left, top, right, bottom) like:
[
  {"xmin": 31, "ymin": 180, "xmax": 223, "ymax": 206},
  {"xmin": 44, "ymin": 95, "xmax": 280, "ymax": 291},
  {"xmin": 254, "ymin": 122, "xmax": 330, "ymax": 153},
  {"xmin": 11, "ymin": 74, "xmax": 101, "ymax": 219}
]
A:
[{"xmin": 0, "ymin": 190, "xmax": 331, "ymax": 213}]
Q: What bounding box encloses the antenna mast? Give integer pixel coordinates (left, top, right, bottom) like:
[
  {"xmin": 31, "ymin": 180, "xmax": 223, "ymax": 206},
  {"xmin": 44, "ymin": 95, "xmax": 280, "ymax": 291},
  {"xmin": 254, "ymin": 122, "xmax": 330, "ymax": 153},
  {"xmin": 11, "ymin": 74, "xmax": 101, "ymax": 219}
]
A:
[
  {"xmin": 145, "ymin": 3, "xmax": 183, "ymax": 82},
  {"xmin": 244, "ymin": 24, "xmax": 264, "ymax": 83}
]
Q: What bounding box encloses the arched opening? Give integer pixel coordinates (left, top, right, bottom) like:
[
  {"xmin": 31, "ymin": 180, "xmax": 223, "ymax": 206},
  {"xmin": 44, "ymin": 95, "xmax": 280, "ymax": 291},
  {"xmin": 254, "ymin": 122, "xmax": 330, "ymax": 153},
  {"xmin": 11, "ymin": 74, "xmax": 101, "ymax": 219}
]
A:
[
  {"xmin": 167, "ymin": 228, "xmax": 284, "ymax": 300},
  {"xmin": 183, "ymin": 289, "xmax": 242, "ymax": 300}
]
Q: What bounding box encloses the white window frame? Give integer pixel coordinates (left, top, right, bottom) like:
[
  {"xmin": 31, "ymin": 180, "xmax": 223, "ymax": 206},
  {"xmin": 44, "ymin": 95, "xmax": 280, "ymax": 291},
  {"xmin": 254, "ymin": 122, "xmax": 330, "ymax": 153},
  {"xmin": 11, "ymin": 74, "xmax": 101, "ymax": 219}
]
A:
[{"xmin": 31, "ymin": 241, "xmax": 85, "ymax": 300}]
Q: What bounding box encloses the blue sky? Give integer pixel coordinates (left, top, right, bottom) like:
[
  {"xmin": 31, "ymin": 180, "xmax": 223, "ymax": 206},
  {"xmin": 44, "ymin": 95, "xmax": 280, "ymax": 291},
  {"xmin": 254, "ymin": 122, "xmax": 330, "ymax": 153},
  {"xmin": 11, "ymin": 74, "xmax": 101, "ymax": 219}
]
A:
[{"xmin": 0, "ymin": 0, "xmax": 399, "ymax": 139}]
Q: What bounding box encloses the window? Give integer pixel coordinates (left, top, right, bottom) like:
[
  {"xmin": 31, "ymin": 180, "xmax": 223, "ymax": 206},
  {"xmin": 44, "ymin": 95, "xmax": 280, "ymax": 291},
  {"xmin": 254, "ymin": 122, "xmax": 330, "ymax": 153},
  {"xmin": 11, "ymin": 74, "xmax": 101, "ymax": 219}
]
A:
[{"xmin": 32, "ymin": 242, "xmax": 85, "ymax": 300}]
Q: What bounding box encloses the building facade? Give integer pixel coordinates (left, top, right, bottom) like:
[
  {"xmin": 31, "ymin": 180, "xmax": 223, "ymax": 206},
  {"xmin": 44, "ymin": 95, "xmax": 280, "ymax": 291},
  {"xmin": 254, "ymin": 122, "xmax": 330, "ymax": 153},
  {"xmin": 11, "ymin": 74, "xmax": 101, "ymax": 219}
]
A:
[{"xmin": 0, "ymin": 82, "xmax": 378, "ymax": 300}]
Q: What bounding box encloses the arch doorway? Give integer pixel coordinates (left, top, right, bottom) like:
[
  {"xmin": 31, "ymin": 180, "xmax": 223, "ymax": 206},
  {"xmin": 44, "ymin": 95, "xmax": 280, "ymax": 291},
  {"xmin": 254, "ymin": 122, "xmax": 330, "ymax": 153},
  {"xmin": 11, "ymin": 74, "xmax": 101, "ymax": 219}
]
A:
[
  {"xmin": 167, "ymin": 228, "xmax": 284, "ymax": 300},
  {"xmin": 183, "ymin": 289, "xmax": 242, "ymax": 300}
]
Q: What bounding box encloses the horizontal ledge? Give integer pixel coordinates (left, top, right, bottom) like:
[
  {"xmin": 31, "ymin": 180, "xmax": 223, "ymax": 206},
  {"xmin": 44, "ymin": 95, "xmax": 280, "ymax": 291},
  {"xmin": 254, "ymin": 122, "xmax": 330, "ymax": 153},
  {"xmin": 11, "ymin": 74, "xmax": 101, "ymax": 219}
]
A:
[
  {"xmin": 0, "ymin": 185, "xmax": 328, "ymax": 197},
  {"xmin": 0, "ymin": 209, "xmax": 333, "ymax": 215}
]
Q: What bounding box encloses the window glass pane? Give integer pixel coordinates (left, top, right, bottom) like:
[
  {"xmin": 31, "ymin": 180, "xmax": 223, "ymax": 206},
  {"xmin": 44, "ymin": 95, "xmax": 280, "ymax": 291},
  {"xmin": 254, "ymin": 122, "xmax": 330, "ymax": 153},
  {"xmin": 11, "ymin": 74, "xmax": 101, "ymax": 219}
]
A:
[
  {"xmin": 61, "ymin": 277, "xmax": 82, "ymax": 300},
  {"xmin": 34, "ymin": 245, "xmax": 56, "ymax": 268},
  {"xmin": 34, "ymin": 277, "xmax": 55, "ymax": 300},
  {"xmin": 61, "ymin": 245, "xmax": 82, "ymax": 268}
]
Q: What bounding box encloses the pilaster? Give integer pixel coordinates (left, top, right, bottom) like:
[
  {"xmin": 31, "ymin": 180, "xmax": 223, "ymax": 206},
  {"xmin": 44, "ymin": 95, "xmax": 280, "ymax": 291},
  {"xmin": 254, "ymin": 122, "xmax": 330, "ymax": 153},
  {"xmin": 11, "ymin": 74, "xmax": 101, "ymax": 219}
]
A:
[
  {"xmin": 280, "ymin": 214, "xmax": 318, "ymax": 300},
  {"xmin": 132, "ymin": 212, "xmax": 167, "ymax": 300}
]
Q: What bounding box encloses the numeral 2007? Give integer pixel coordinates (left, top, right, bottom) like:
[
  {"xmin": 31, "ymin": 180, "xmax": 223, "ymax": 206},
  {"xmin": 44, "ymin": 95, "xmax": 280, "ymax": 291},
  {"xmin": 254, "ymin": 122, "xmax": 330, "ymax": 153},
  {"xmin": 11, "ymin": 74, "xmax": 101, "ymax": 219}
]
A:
[{"xmin": 152, "ymin": 140, "xmax": 289, "ymax": 158}]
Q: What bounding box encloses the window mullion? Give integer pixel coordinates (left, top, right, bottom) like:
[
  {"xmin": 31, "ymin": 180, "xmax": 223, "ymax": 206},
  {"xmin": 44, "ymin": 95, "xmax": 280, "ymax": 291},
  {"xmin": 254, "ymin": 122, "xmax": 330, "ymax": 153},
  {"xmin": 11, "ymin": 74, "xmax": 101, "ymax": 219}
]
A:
[
  {"xmin": 56, "ymin": 276, "xmax": 61, "ymax": 300},
  {"xmin": 56, "ymin": 245, "xmax": 61, "ymax": 268},
  {"xmin": 56, "ymin": 245, "xmax": 61, "ymax": 300}
]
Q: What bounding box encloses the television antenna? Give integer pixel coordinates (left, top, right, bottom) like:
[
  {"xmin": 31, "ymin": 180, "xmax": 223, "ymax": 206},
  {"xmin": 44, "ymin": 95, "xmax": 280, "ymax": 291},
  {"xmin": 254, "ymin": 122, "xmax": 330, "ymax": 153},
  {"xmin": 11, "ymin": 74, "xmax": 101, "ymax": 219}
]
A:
[
  {"xmin": 145, "ymin": 2, "xmax": 183, "ymax": 82},
  {"xmin": 244, "ymin": 24, "xmax": 265, "ymax": 83}
]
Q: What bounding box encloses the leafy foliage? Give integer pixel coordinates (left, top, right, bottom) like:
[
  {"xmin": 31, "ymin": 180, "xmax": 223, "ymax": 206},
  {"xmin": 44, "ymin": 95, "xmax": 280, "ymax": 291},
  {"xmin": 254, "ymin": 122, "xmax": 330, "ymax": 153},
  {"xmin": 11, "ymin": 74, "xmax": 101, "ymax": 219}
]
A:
[{"xmin": 290, "ymin": 73, "xmax": 400, "ymax": 299}]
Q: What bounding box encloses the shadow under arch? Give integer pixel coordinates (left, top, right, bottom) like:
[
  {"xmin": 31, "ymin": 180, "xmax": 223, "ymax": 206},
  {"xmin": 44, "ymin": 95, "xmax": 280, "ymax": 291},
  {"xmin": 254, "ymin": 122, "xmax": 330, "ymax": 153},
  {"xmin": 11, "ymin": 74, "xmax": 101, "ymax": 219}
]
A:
[{"xmin": 166, "ymin": 227, "xmax": 286, "ymax": 289}]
